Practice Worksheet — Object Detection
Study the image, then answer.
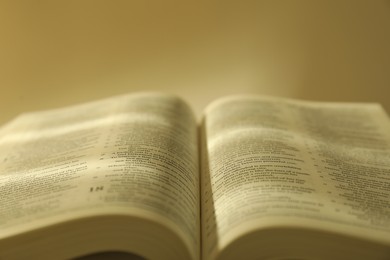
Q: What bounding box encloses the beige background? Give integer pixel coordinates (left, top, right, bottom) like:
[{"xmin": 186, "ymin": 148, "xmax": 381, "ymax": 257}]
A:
[{"xmin": 1, "ymin": 0, "xmax": 389, "ymax": 125}]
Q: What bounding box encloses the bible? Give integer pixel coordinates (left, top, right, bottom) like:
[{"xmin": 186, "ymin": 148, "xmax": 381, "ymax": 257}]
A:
[{"xmin": 0, "ymin": 92, "xmax": 389, "ymax": 260}]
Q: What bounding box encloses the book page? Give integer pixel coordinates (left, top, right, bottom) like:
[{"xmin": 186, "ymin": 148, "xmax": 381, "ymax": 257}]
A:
[
  {"xmin": 0, "ymin": 93, "xmax": 199, "ymax": 259},
  {"xmin": 201, "ymin": 95, "xmax": 390, "ymax": 259}
]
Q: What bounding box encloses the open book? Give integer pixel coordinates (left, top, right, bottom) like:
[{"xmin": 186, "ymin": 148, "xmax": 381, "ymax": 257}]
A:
[{"xmin": 0, "ymin": 93, "xmax": 389, "ymax": 260}]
